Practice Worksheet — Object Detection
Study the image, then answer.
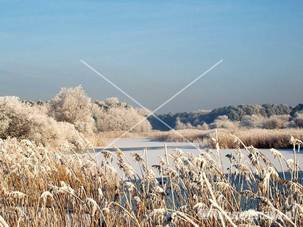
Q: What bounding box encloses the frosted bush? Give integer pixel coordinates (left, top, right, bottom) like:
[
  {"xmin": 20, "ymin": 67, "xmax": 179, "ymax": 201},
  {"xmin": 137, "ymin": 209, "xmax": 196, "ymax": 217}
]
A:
[
  {"xmin": 104, "ymin": 97, "xmax": 120, "ymax": 106},
  {"xmin": 0, "ymin": 96, "xmax": 32, "ymax": 138},
  {"xmin": 93, "ymin": 97, "xmax": 151, "ymax": 132},
  {"xmin": 240, "ymin": 114, "xmax": 290, "ymax": 129},
  {"xmin": 0, "ymin": 112, "xmax": 10, "ymax": 137},
  {"xmin": 0, "ymin": 96, "xmax": 89, "ymax": 151},
  {"xmin": 0, "ymin": 88, "xmax": 152, "ymax": 151},
  {"xmin": 261, "ymin": 115, "xmax": 289, "ymax": 129},
  {"xmin": 293, "ymin": 112, "xmax": 303, "ymax": 128},
  {"xmin": 212, "ymin": 115, "xmax": 238, "ymax": 129},
  {"xmin": 175, "ymin": 117, "xmax": 194, "ymax": 130},
  {"xmin": 197, "ymin": 122, "xmax": 209, "ymax": 130},
  {"xmin": 28, "ymin": 114, "xmax": 89, "ymax": 151},
  {"xmin": 48, "ymin": 86, "xmax": 95, "ymax": 133}
]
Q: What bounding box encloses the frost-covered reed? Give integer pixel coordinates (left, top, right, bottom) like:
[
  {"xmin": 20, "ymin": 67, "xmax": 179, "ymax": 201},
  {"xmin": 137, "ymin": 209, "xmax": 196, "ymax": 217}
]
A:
[{"xmin": 0, "ymin": 136, "xmax": 302, "ymax": 226}]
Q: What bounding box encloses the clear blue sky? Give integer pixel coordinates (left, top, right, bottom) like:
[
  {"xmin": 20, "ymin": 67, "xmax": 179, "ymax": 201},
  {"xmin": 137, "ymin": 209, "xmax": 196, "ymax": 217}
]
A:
[{"xmin": 0, "ymin": 0, "xmax": 302, "ymax": 113}]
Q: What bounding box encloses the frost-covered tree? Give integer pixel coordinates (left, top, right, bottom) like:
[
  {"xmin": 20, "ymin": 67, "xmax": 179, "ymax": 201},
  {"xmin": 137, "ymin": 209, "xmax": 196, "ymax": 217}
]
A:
[
  {"xmin": 240, "ymin": 114, "xmax": 289, "ymax": 129},
  {"xmin": 211, "ymin": 115, "xmax": 238, "ymax": 129},
  {"xmin": 0, "ymin": 96, "xmax": 89, "ymax": 151},
  {"xmin": 261, "ymin": 115, "xmax": 289, "ymax": 129},
  {"xmin": 293, "ymin": 112, "xmax": 303, "ymax": 128},
  {"xmin": 48, "ymin": 86, "xmax": 95, "ymax": 133},
  {"xmin": 175, "ymin": 117, "xmax": 193, "ymax": 130},
  {"xmin": 93, "ymin": 97, "xmax": 151, "ymax": 132}
]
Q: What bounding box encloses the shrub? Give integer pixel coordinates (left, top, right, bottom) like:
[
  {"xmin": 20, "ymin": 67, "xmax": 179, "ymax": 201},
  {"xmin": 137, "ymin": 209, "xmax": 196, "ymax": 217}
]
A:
[
  {"xmin": 293, "ymin": 112, "xmax": 303, "ymax": 128},
  {"xmin": 211, "ymin": 115, "xmax": 238, "ymax": 130},
  {"xmin": 48, "ymin": 86, "xmax": 95, "ymax": 133},
  {"xmin": 0, "ymin": 111, "xmax": 11, "ymax": 137},
  {"xmin": 0, "ymin": 96, "xmax": 89, "ymax": 151},
  {"xmin": 0, "ymin": 97, "xmax": 33, "ymax": 139},
  {"xmin": 261, "ymin": 115, "xmax": 289, "ymax": 129},
  {"xmin": 0, "ymin": 88, "xmax": 153, "ymax": 150},
  {"xmin": 93, "ymin": 97, "xmax": 151, "ymax": 132},
  {"xmin": 240, "ymin": 114, "xmax": 290, "ymax": 129},
  {"xmin": 240, "ymin": 115, "xmax": 262, "ymax": 128},
  {"xmin": 175, "ymin": 117, "xmax": 194, "ymax": 130},
  {"xmin": 197, "ymin": 122, "xmax": 209, "ymax": 130}
]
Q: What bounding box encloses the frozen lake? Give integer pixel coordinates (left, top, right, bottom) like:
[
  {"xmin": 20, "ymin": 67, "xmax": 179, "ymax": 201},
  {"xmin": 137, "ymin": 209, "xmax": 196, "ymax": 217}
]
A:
[{"xmin": 92, "ymin": 138, "xmax": 303, "ymax": 176}]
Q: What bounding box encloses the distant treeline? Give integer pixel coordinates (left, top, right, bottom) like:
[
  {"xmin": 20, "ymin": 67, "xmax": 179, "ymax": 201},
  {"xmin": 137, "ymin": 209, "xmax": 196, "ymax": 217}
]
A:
[{"xmin": 149, "ymin": 104, "xmax": 303, "ymax": 130}]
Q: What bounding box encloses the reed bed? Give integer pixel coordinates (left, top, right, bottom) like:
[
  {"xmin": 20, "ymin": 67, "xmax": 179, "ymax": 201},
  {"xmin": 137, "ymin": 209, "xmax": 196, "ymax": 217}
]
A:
[
  {"xmin": 152, "ymin": 128, "xmax": 303, "ymax": 149},
  {"xmin": 151, "ymin": 129, "xmax": 210, "ymax": 143},
  {"xmin": 209, "ymin": 128, "xmax": 303, "ymax": 149},
  {"xmin": 0, "ymin": 136, "xmax": 302, "ymax": 226}
]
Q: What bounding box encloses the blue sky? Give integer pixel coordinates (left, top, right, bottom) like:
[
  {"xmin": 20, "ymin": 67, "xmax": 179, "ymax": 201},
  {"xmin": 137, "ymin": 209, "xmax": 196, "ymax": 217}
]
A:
[{"xmin": 0, "ymin": 0, "xmax": 302, "ymax": 113}]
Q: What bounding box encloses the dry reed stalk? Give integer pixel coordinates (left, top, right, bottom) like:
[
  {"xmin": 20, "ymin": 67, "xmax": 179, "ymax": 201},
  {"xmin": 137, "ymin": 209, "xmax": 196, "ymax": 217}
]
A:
[
  {"xmin": 0, "ymin": 135, "xmax": 302, "ymax": 226},
  {"xmin": 164, "ymin": 144, "xmax": 176, "ymax": 210}
]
